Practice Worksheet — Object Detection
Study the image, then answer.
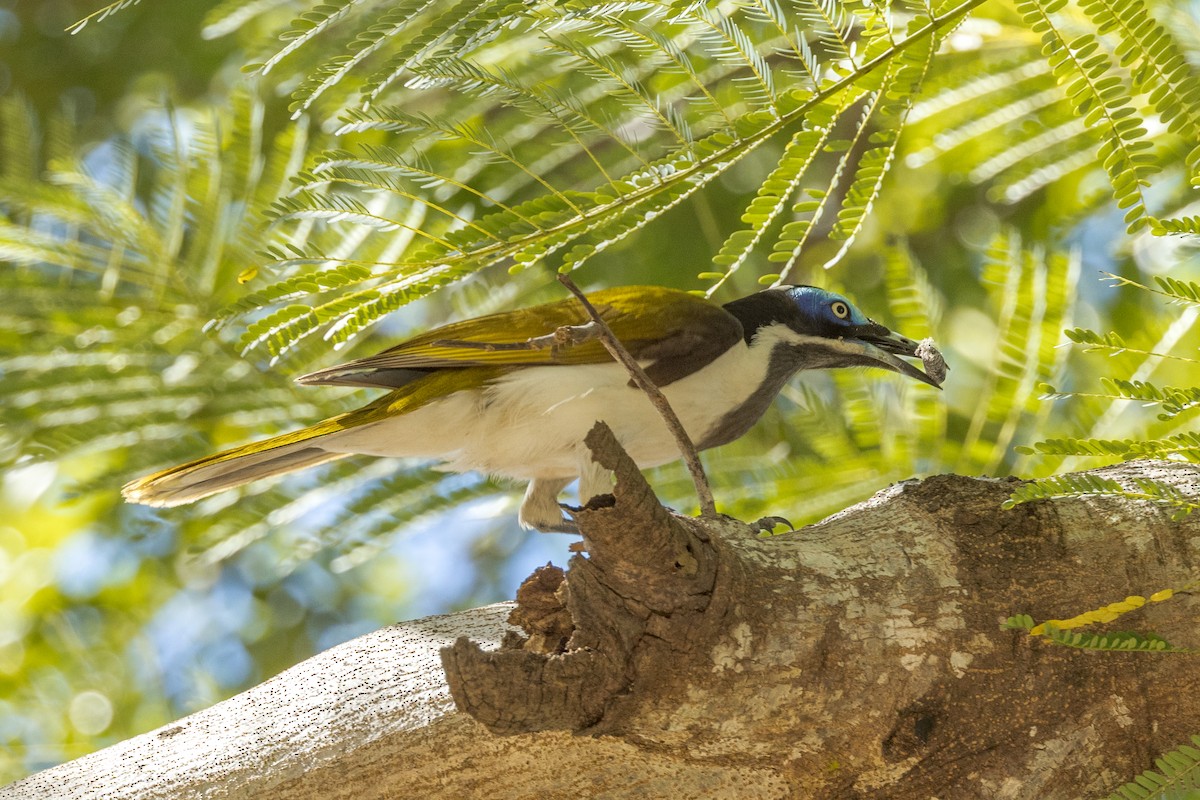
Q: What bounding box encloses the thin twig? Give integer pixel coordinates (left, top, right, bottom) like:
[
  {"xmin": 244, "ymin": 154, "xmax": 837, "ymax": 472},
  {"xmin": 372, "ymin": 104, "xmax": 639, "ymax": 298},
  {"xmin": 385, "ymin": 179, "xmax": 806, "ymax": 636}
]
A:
[
  {"xmin": 432, "ymin": 322, "xmax": 602, "ymax": 357},
  {"xmin": 556, "ymin": 274, "xmax": 717, "ymax": 518}
]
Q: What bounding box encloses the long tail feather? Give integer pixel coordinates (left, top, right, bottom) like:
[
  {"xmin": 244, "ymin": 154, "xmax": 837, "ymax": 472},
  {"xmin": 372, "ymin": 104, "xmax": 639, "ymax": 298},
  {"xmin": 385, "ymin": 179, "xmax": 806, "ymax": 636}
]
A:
[
  {"xmin": 122, "ymin": 427, "xmax": 348, "ymax": 508},
  {"xmin": 123, "ymin": 367, "xmax": 490, "ymax": 508}
]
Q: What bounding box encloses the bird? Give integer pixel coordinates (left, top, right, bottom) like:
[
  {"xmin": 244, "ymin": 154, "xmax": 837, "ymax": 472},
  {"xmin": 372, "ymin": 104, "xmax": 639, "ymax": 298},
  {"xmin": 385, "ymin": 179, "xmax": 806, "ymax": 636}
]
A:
[{"xmin": 122, "ymin": 284, "xmax": 945, "ymax": 532}]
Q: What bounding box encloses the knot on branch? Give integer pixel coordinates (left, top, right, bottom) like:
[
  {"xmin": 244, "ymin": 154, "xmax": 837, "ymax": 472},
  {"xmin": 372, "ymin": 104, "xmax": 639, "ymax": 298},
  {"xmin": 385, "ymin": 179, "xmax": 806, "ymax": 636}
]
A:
[
  {"xmin": 441, "ymin": 421, "xmax": 725, "ymax": 735},
  {"xmin": 505, "ymin": 564, "xmax": 573, "ymax": 655}
]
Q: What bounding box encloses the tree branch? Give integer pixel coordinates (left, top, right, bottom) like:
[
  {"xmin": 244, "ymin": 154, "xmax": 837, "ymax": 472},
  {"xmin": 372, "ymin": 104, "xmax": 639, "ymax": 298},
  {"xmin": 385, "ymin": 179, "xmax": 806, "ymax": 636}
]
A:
[{"xmin": 6, "ymin": 458, "xmax": 1200, "ymax": 799}]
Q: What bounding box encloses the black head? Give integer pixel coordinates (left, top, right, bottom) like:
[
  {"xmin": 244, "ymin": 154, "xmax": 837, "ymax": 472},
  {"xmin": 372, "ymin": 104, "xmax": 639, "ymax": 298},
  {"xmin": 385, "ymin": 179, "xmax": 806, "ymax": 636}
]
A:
[{"xmin": 722, "ymin": 286, "xmax": 943, "ymax": 388}]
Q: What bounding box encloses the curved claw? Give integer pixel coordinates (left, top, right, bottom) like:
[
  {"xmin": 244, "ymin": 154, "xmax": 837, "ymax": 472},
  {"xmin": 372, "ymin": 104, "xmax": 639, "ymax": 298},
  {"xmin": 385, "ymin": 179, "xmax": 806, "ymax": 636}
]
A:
[
  {"xmin": 751, "ymin": 515, "xmax": 794, "ymax": 534},
  {"xmin": 530, "ymin": 505, "xmax": 578, "ymax": 534}
]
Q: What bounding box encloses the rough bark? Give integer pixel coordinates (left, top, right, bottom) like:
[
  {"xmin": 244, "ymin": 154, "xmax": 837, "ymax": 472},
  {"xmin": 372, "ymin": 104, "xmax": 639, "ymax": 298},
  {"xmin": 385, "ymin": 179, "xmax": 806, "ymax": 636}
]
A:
[{"xmin": 3, "ymin": 427, "xmax": 1198, "ymax": 799}]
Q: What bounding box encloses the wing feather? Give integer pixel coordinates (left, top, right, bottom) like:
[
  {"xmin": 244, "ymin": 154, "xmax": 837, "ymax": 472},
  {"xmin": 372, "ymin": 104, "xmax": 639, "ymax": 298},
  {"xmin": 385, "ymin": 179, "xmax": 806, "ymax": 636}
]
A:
[{"xmin": 298, "ymin": 286, "xmax": 743, "ymax": 389}]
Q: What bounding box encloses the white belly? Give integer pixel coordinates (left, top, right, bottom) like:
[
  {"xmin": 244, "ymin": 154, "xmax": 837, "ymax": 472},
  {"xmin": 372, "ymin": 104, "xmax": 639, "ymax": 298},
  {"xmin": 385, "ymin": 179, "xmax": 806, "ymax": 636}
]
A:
[{"xmin": 321, "ymin": 339, "xmax": 775, "ymax": 482}]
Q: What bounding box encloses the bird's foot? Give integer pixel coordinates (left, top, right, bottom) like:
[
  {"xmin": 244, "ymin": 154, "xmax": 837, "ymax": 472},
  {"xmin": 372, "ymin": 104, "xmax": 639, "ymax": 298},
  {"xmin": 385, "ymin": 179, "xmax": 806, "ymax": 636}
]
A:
[
  {"xmin": 519, "ymin": 478, "xmax": 577, "ymax": 533},
  {"xmin": 749, "ymin": 515, "xmax": 794, "ymax": 534},
  {"xmin": 533, "ymin": 512, "xmax": 579, "ymax": 535}
]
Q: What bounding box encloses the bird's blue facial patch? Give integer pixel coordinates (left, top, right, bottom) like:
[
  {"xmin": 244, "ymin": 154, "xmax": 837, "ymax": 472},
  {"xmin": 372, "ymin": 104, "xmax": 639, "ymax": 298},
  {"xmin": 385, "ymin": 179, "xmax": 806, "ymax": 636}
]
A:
[{"xmin": 784, "ymin": 286, "xmax": 872, "ymax": 329}]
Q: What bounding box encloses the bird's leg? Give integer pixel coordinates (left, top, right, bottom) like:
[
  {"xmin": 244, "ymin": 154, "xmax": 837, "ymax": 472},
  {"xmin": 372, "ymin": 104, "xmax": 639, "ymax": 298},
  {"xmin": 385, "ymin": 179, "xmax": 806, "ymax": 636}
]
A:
[
  {"xmin": 518, "ymin": 477, "xmax": 576, "ymax": 533},
  {"xmin": 543, "ymin": 453, "xmax": 617, "ymax": 536}
]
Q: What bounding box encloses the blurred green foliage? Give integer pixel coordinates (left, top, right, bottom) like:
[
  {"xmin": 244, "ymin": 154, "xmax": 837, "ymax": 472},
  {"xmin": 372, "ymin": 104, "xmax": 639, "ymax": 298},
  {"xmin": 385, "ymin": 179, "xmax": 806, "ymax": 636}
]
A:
[{"xmin": 0, "ymin": 0, "xmax": 1197, "ymax": 786}]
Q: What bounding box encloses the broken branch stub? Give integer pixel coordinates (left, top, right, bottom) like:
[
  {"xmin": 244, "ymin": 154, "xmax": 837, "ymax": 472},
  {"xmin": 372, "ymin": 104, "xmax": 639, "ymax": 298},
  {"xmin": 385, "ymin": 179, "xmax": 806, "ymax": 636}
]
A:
[{"xmin": 440, "ymin": 421, "xmax": 725, "ymax": 735}]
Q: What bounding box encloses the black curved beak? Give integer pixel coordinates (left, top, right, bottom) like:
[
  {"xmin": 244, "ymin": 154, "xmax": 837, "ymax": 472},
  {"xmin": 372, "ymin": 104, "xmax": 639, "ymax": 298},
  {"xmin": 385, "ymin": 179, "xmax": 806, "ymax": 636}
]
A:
[{"xmin": 850, "ymin": 323, "xmax": 945, "ymax": 389}]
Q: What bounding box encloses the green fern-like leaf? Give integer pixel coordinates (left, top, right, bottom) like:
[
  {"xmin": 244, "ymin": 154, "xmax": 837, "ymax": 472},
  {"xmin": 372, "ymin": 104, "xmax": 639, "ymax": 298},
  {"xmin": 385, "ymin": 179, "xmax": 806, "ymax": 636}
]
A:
[
  {"xmin": 555, "ymin": 175, "xmax": 701, "ymax": 273},
  {"xmin": 822, "ymin": 26, "xmax": 930, "ymax": 262},
  {"xmin": 560, "ymin": 9, "xmax": 737, "ymax": 129},
  {"xmin": 189, "ymin": 461, "xmax": 503, "ymax": 571},
  {"xmin": 827, "ymin": 121, "xmax": 903, "ymax": 248},
  {"xmin": 542, "ymin": 35, "xmax": 695, "ymax": 148},
  {"xmin": 1101, "ymin": 378, "xmax": 1200, "ymax": 421},
  {"xmin": 257, "ymin": 1, "xmax": 366, "ymax": 78},
  {"xmin": 236, "ymin": 261, "xmax": 466, "ymax": 358},
  {"xmin": 209, "ymin": 261, "xmax": 374, "ymax": 324},
  {"xmin": 706, "ymin": 107, "xmax": 841, "ymax": 292},
  {"xmin": 1021, "ymin": 433, "xmax": 1200, "ymax": 462},
  {"xmin": 1151, "ymin": 216, "xmax": 1200, "ymax": 236},
  {"xmin": 1003, "ymin": 613, "xmax": 1037, "ymax": 631},
  {"xmin": 1066, "ymin": 327, "xmax": 1126, "ymax": 349},
  {"xmin": 776, "ymin": 17, "xmax": 936, "ymax": 272},
  {"xmin": 1013, "ymin": 0, "xmax": 1158, "ymax": 231},
  {"xmin": 1005, "ymin": 472, "xmax": 1200, "ymax": 519},
  {"xmin": 325, "ymin": 473, "xmax": 503, "ymax": 572},
  {"xmin": 292, "ymin": 163, "xmax": 511, "ymax": 245},
  {"xmin": 270, "ymin": 190, "xmax": 442, "ymax": 238},
  {"xmin": 1075, "ymin": 0, "xmax": 1200, "ymax": 177},
  {"xmin": 287, "ymin": 0, "xmax": 442, "ymax": 115},
  {"xmin": 689, "ymin": 4, "xmax": 779, "ymax": 109},
  {"xmin": 1031, "ymin": 379, "xmax": 1200, "ymax": 424},
  {"xmin": 909, "ymin": 56, "xmax": 1067, "ymax": 163},
  {"xmin": 1105, "ymin": 736, "xmax": 1200, "ymax": 800},
  {"xmin": 1154, "ymin": 276, "xmax": 1200, "ymax": 306},
  {"xmin": 320, "ymin": 142, "xmax": 567, "ymax": 221},
  {"xmin": 907, "ymin": 46, "xmax": 1103, "ymax": 204},
  {"xmin": 359, "ymin": 0, "xmax": 521, "ymax": 107},
  {"xmin": 0, "ymin": 96, "xmax": 40, "ymax": 182},
  {"xmin": 218, "ymin": 0, "xmax": 993, "ymax": 357},
  {"xmin": 793, "ymin": 0, "xmax": 859, "ymax": 66},
  {"xmin": 1025, "ymin": 270, "xmax": 1200, "ymax": 486},
  {"xmin": 66, "ymin": 0, "xmax": 146, "ymax": 34},
  {"xmin": 880, "ymin": 244, "xmax": 946, "ymax": 469},
  {"xmin": 1101, "ymin": 272, "xmax": 1200, "ymax": 309},
  {"xmin": 1063, "ymin": 327, "xmax": 1199, "ymax": 364},
  {"xmin": 336, "ymin": 107, "xmax": 588, "ymax": 212},
  {"xmin": 1041, "ymin": 626, "xmax": 1189, "ymax": 653},
  {"xmin": 405, "ymin": 54, "xmax": 655, "ymax": 191},
  {"xmin": 766, "ymin": 101, "xmax": 854, "ymax": 278},
  {"xmin": 741, "ymin": 0, "xmax": 822, "ymax": 86}
]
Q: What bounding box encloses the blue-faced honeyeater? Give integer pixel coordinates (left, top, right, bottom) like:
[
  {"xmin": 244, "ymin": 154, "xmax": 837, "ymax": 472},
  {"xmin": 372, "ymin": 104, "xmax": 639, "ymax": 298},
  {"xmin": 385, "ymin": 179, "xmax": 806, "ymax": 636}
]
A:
[{"xmin": 123, "ymin": 285, "xmax": 944, "ymax": 531}]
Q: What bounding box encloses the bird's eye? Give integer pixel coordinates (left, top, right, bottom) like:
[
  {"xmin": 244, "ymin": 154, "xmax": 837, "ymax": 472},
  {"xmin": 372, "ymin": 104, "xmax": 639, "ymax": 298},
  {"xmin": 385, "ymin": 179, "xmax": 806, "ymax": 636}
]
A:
[{"xmin": 830, "ymin": 301, "xmax": 850, "ymax": 319}]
